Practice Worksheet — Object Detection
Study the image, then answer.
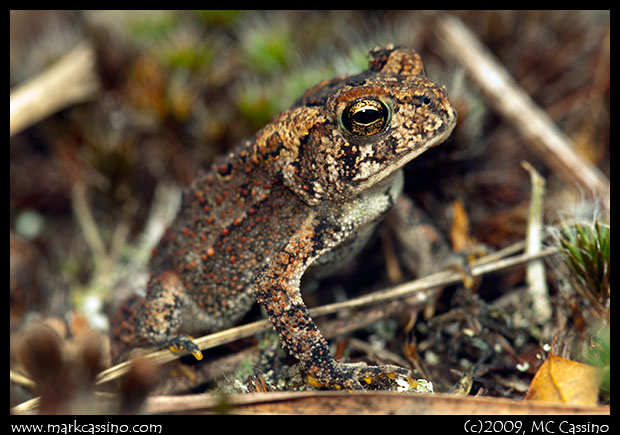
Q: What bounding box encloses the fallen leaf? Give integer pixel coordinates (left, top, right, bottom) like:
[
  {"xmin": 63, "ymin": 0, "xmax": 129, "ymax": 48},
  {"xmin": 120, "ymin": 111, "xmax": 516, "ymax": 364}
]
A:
[
  {"xmin": 524, "ymin": 354, "xmax": 600, "ymax": 406},
  {"xmin": 450, "ymin": 199, "xmax": 475, "ymax": 251}
]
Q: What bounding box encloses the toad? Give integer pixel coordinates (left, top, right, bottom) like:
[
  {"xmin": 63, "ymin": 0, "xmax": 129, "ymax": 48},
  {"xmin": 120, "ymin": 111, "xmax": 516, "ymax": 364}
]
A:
[{"xmin": 114, "ymin": 46, "xmax": 457, "ymax": 390}]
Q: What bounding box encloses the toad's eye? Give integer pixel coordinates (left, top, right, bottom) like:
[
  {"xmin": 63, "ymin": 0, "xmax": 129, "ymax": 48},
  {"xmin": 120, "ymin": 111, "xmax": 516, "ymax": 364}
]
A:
[{"xmin": 341, "ymin": 98, "xmax": 390, "ymax": 136}]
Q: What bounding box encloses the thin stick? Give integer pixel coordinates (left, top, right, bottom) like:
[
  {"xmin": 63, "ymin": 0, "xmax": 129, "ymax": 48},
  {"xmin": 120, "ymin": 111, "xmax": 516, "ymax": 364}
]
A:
[
  {"xmin": 72, "ymin": 182, "xmax": 107, "ymax": 268},
  {"xmin": 94, "ymin": 241, "xmax": 558, "ymax": 387},
  {"xmin": 522, "ymin": 161, "xmax": 552, "ymax": 322},
  {"xmin": 11, "ymin": 241, "xmax": 559, "ymax": 413},
  {"xmin": 10, "ymin": 42, "xmax": 99, "ymax": 137},
  {"xmin": 432, "ymin": 14, "xmax": 610, "ymax": 211}
]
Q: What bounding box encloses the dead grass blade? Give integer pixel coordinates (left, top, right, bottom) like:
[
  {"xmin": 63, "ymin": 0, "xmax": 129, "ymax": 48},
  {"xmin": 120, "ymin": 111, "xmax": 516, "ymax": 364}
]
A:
[{"xmin": 144, "ymin": 391, "xmax": 609, "ymax": 415}]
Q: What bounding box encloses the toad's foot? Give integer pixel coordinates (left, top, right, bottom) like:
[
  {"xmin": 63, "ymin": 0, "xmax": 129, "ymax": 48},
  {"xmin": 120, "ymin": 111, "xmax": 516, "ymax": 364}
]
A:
[
  {"xmin": 307, "ymin": 362, "xmax": 414, "ymax": 391},
  {"xmin": 166, "ymin": 336, "xmax": 203, "ymax": 360}
]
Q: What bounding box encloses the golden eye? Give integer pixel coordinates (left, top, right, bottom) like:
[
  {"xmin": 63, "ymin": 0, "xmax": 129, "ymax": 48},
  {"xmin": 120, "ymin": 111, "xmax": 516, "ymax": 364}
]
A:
[{"xmin": 341, "ymin": 98, "xmax": 390, "ymax": 136}]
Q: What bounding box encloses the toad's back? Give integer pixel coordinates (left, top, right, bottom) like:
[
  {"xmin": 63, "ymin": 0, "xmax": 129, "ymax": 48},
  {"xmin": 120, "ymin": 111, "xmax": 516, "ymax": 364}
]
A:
[{"xmin": 149, "ymin": 158, "xmax": 306, "ymax": 331}]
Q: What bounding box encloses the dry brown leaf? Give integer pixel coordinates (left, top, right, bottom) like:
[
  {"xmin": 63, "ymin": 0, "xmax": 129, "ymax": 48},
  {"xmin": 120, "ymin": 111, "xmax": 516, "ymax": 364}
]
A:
[
  {"xmin": 524, "ymin": 354, "xmax": 601, "ymax": 406},
  {"xmin": 450, "ymin": 199, "xmax": 475, "ymax": 251}
]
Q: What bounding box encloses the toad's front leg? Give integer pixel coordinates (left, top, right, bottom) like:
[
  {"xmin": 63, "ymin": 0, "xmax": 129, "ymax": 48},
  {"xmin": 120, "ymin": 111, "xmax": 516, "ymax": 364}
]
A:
[{"xmin": 254, "ymin": 215, "xmax": 412, "ymax": 390}]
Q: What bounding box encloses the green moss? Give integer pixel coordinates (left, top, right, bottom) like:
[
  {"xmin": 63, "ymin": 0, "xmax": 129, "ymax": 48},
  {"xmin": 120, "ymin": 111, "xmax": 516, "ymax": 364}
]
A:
[
  {"xmin": 193, "ymin": 10, "xmax": 242, "ymax": 27},
  {"xmin": 581, "ymin": 324, "xmax": 610, "ymax": 395},
  {"xmin": 236, "ymin": 47, "xmax": 368, "ymax": 129},
  {"xmin": 241, "ymin": 24, "xmax": 293, "ymax": 74},
  {"xmin": 164, "ymin": 44, "xmax": 215, "ymax": 71},
  {"xmin": 236, "ymin": 86, "xmax": 281, "ymax": 129},
  {"xmin": 128, "ymin": 12, "xmax": 179, "ymax": 43},
  {"xmin": 345, "ymin": 45, "xmax": 373, "ymax": 72}
]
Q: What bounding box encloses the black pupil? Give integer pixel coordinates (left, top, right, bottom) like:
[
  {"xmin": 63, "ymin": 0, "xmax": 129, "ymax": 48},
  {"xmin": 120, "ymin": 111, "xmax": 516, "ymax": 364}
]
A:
[{"xmin": 353, "ymin": 106, "xmax": 380, "ymax": 124}]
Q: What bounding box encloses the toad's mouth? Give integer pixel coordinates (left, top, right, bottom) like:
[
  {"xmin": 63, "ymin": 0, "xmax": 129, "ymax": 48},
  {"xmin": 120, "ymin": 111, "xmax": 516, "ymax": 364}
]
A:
[{"xmin": 350, "ymin": 112, "xmax": 457, "ymax": 191}]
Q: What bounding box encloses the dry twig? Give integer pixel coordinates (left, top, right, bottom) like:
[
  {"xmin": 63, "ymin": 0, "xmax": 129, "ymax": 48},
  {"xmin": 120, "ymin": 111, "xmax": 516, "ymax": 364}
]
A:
[
  {"xmin": 144, "ymin": 390, "xmax": 608, "ymax": 415},
  {"xmin": 10, "ymin": 42, "xmax": 99, "ymax": 137},
  {"xmin": 11, "ymin": 240, "xmax": 559, "ymax": 414},
  {"xmin": 521, "ymin": 161, "xmax": 552, "ymax": 322},
  {"xmin": 432, "ymin": 14, "xmax": 610, "ymax": 211}
]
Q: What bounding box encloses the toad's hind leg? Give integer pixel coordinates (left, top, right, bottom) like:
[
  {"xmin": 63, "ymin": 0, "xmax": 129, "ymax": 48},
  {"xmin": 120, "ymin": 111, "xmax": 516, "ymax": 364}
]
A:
[
  {"xmin": 115, "ymin": 271, "xmax": 205, "ymax": 360},
  {"xmin": 254, "ymin": 215, "xmax": 412, "ymax": 390}
]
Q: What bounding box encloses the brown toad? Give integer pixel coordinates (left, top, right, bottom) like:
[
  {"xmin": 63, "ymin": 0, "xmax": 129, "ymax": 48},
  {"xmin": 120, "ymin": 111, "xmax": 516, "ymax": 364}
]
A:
[{"xmin": 114, "ymin": 46, "xmax": 457, "ymax": 390}]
